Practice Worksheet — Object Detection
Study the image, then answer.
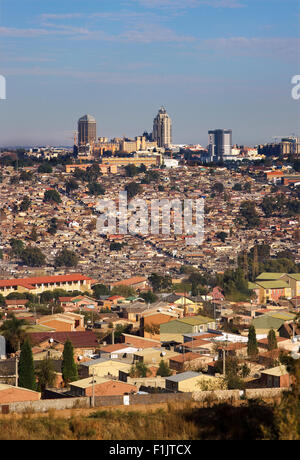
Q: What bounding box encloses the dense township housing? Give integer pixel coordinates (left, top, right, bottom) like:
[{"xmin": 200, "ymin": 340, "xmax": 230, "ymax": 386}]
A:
[{"xmin": 0, "ymin": 274, "xmax": 94, "ymax": 296}]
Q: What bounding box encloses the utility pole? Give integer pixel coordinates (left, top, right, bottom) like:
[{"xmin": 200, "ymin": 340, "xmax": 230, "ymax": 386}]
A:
[
  {"xmin": 15, "ymin": 356, "xmax": 18, "ymax": 387},
  {"xmin": 92, "ymin": 368, "xmax": 95, "ymax": 408},
  {"xmin": 223, "ymin": 349, "xmax": 226, "ymax": 376}
]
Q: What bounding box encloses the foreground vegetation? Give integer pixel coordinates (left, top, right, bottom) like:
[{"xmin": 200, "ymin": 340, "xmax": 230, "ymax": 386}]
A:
[{"xmin": 0, "ymin": 391, "xmax": 299, "ymax": 440}]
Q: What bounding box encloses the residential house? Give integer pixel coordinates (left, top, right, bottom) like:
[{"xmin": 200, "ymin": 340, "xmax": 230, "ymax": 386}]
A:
[
  {"xmin": 133, "ymin": 347, "xmax": 178, "ymax": 366},
  {"xmin": 259, "ymin": 365, "xmax": 293, "ymax": 388},
  {"xmin": 169, "ymin": 352, "xmax": 206, "ymax": 373},
  {"xmin": 141, "ymin": 311, "xmax": 177, "ymax": 341},
  {"xmin": 110, "ymin": 276, "xmax": 150, "ymax": 292},
  {"xmin": 282, "ymin": 273, "xmax": 300, "ymax": 298},
  {"xmin": 69, "ymin": 376, "xmax": 137, "ymax": 397},
  {"xmin": 250, "ymin": 280, "xmax": 291, "ymax": 304},
  {"xmin": 252, "ymin": 311, "xmax": 297, "ymax": 335},
  {"xmin": 98, "ymin": 343, "xmax": 138, "ymax": 361},
  {"xmin": 279, "ymin": 322, "xmax": 300, "ymax": 339},
  {"xmin": 61, "ymin": 296, "xmax": 99, "ymax": 312},
  {"xmin": 160, "ymin": 316, "xmax": 216, "ymax": 343},
  {"xmin": 0, "ymin": 384, "xmax": 41, "ymax": 404},
  {"xmin": 165, "ymin": 371, "xmax": 219, "ymax": 392},
  {"xmin": 121, "ymin": 333, "xmax": 161, "ymax": 349},
  {"xmin": 4, "ymin": 299, "xmax": 29, "ymax": 310},
  {"xmin": 78, "ymin": 358, "xmax": 133, "ymax": 379},
  {"xmin": 36, "ymin": 312, "xmax": 85, "ymax": 332},
  {"xmin": 28, "ymin": 331, "xmax": 99, "ymax": 361}
]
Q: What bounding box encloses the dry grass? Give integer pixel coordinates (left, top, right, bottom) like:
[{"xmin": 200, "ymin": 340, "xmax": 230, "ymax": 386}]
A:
[{"xmin": 0, "ymin": 399, "xmax": 280, "ymax": 440}]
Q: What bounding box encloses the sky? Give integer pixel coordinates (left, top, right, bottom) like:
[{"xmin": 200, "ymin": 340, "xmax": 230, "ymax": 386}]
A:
[{"xmin": 0, "ymin": 0, "xmax": 300, "ymax": 147}]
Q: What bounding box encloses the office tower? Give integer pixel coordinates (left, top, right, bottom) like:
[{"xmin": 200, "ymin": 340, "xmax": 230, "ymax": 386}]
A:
[
  {"xmin": 208, "ymin": 129, "xmax": 232, "ymax": 162},
  {"xmin": 78, "ymin": 114, "xmax": 97, "ymax": 145},
  {"xmin": 153, "ymin": 106, "xmax": 172, "ymax": 148}
]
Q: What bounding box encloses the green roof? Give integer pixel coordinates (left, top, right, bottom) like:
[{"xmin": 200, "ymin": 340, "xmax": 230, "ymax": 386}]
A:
[
  {"xmin": 255, "ymin": 280, "xmax": 290, "ymax": 289},
  {"xmin": 178, "ymin": 315, "xmax": 213, "ymax": 325},
  {"xmin": 285, "ymin": 273, "xmax": 300, "ymax": 281},
  {"xmin": 256, "ymin": 273, "xmax": 286, "ymax": 281},
  {"xmin": 266, "ymin": 311, "xmax": 296, "ymax": 321},
  {"xmin": 22, "ymin": 324, "xmax": 55, "ymax": 333},
  {"xmin": 252, "ymin": 315, "xmax": 286, "ymax": 331},
  {"xmin": 248, "ymin": 282, "xmax": 258, "ymax": 290}
]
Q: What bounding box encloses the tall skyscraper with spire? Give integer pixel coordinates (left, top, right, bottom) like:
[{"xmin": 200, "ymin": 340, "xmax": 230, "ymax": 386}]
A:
[{"xmin": 153, "ymin": 106, "xmax": 172, "ymax": 148}]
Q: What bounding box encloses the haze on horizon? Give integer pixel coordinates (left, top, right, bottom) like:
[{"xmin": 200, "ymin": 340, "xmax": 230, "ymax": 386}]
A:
[{"xmin": 0, "ymin": 0, "xmax": 300, "ymax": 148}]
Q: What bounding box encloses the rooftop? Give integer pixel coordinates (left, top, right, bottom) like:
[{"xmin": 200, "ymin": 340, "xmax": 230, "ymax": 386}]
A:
[{"xmin": 166, "ymin": 371, "xmax": 201, "ymax": 382}]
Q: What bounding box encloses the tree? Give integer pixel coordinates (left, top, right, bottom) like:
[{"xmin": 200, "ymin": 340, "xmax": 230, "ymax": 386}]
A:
[
  {"xmin": 30, "ymin": 225, "xmax": 38, "ymax": 242},
  {"xmin": 85, "ymin": 164, "xmax": 101, "ymax": 183},
  {"xmin": 44, "ymin": 189, "xmax": 61, "ymax": 204},
  {"xmin": 244, "ymin": 182, "xmax": 251, "ymax": 192},
  {"xmin": 125, "ymin": 181, "xmax": 142, "ymax": 200},
  {"xmin": 216, "ymin": 231, "xmax": 227, "ymax": 243},
  {"xmin": 110, "ymin": 285, "xmax": 135, "ymax": 298},
  {"xmin": 239, "ymin": 201, "xmax": 260, "ymax": 228},
  {"xmin": 92, "ymin": 284, "xmax": 110, "ymax": 298},
  {"xmin": 18, "ymin": 339, "xmax": 36, "ymax": 391},
  {"xmin": 130, "ymin": 361, "xmax": 148, "ymax": 378},
  {"xmin": 247, "ymin": 325, "xmax": 258, "ymax": 357},
  {"xmin": 9, "ymin": 238, "xmax": 24, "ymax": 257},
  {"xmin": 140, "ymin": 291, "xmax": 158, "ymax": 304},
  {"xmin": 66, "ymin": 179, "xmax": 79, "ymax": 194},
  {"xmin": 48, "ymin": 217, "xmax": 58, "ymax": 235},
  {"xmin": 233, "ymin": 183, "xmax": 243, "ymax": 191},
  {"xmin": 20, "ymin": 247, "xmax": 46, "ymax": 267},
  {"xmin": 252, "ymin": 245, "xmax": 259, "ymax": 281},
  {"xmin": 38, "ymin": 163, "xmax": 53, "ymax": 174},
  {"xmin": 54, "ymin": 249, "xmax": 79, "ymax": 268},
  {"xmin": 125, "ymin": 164, "xmax": 138, "ymax": 177},
  {"xmin": 157, "ymin": 360, "xmax": 172, "ymax": 377},
  {"xmin": 0, "ymin": 315, "xmax": 28, "ymax": 352},
  {"xmin": 35, "ymin": 357, "xmax": 56, "ymax": 394},
  {"xmin": 213, "ymin": 182, "xmax": 224, "ymax": 194},
  {"xmin": 19, "ymin": 195, "xmax": 31, "ymax": 212},
  {"xmin": 267, "ymin": 329, "xmax": 278, "ymax": 351},
  {"xmin": 149, "ymin": 273, "xmax": 172, "ymax": 292},
  {"xmin": 88, "ymin": 182, "xmax": 105, "ymax": 196},
  {"xmin": 19, "ymin": 170, "xmax": 33, "ymax": 182},
  {"xmin": 110, "ymin": 242, "xmax": 123, "ymax": 251},
  {"xmin": 62, "ymin": 339, "xmax": 78, "ymax": 385}
]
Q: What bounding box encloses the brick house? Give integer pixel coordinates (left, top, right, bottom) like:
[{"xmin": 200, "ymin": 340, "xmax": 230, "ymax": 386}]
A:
[
  {"xmin": 36, "ymin": 313, "xmax": 85, "ymax": 332},
  {"xmin": 28, "ymin": 331, "xmax": 99, "ymax": 361},
  {"xmin": 259, "ymin": 366, "xmax": 293, "ymax": 388},
  {"xmin": 0, "ymin": 384, "xmax": 41, "ymax": 404},
  {"xmin": 110, "ymin": 276, "xmax": 150, "ymax": 292},
  {"xmin": 141, "ymin": 311, "xmax": 177, "ymax": 341},
  {"xmin": 169, "ymin": 352, "xmax": 204, "ymax": 373},
  {"xmin": 69, "ymin": 376, "xmax": 137, "ymax": 397}
]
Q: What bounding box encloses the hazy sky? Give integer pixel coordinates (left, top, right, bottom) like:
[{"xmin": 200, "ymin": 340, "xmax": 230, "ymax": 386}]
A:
[{"xmin": 0, "ymin": 0, "xmax": 300, "ymax": 147}]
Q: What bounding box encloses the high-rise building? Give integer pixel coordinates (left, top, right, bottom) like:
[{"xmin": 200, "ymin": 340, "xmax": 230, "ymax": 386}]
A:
[
  {"xmin": 153, "ymin": 107, "xmax": 172, "ymax": 148},
  {"xmin": 78, "ymin": 114, "xmax": 97, "ymax": 146},
  {"xmin": 208, "ymin": 129, "xmax": 232, "ymax": 162}
]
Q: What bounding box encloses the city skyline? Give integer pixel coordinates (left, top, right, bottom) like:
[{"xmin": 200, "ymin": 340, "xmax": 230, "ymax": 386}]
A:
[{"xmin": 0, "ymin": 0, "xmax": 300, "ymax": 147}]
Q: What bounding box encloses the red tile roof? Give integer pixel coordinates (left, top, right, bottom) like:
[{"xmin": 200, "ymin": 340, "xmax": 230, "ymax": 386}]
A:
[
  {"xmin": 0, "ymin": 274, "xmax": 93, "ymax": 290},
  {"xmin": 99, "ymin": 343, "xmax": 132, "ymax": 353},
  {"xmin": 184, "ymin": 339, "xmax": 211, "ymax": 348},
  {"xmin": 170, "ymin": 352, "xmax": 200, "ymax": 363},
  {"xmin": 5, "ymin": 299, "xmax": 29, "ymax": 306},
  {"xmin": 111, "ymin": 276, "xmax": 148, "ymax": 287},
  {"xmin": 28, "ymin": 331, "xmax": 98, "ymax": 348}
]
